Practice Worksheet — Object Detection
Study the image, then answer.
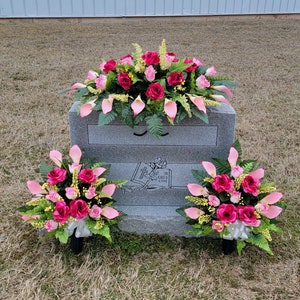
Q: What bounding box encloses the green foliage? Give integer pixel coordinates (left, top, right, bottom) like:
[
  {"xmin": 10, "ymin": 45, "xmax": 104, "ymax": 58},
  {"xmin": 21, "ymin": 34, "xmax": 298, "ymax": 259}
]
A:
[
  {"xmin": 145, "ymin": 114, "xmax": 163, "ymax": 138},
  {"xmin": 232, "ymin": 139, "xmax": 242, "ymax": 157},
  {"xmin": 39, "ymin": 162, "xmax": 52, "ymax": 181},
  {"xmin": 97, "ymin": 111, "xmax": 117, "ymax": 126},
  {"xmin": 190, "ymin": 106, "xmax": 209, "ymax": 124},
  {"xmin": 55, "ymin": 230, "xmax": 69, "ymax": 244},
  {"xmin": 246, "ymin": 234, "xmax": 273, "ymax": 255},
  {"xmin": 240, "ymin": 160, "xmax": 257, "ymax": 173},
  {"xmin": 169, "ymin": 59, "xmax": 192, "ymax": 73},
  {"xmin": 211, "ymin": 79, "xmax": 239, "ymax": 87},
  {"xmin": 87, "ymin": 221, "xmax": 112, "ymax": 242},
  {"xmin": 212, "ymin": 157, "xmax": 231, "ymax": 174},
  {"xmin": 237, "ymin": 240, "xmax": 246, "ymax": 256},
  {"xmin": 74, "ymin": 87, "xmax": 89, "ymax": 101},
  {"xmin": 191, "ymin": 169, "xmax": 209, "ymax": 184}
]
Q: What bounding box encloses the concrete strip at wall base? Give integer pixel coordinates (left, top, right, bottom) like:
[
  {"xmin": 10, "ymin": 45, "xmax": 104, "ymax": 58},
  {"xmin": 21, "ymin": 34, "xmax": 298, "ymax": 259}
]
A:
[{"xmin": 69, "ymin": 101, "xmax": 236, "ymax": 235}]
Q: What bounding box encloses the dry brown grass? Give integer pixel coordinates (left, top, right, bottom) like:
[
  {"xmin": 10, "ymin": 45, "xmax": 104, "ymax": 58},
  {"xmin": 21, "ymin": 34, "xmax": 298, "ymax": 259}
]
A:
[{"xmin": 0, "ymin": 16, "xmax": 299, "ymax": 300}]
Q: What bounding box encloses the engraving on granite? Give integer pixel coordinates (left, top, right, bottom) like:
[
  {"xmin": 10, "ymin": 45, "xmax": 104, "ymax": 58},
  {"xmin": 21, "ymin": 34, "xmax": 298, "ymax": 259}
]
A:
[{"xmin": 123, "ymin": 158, "xmax": 172, "ymax": 192}]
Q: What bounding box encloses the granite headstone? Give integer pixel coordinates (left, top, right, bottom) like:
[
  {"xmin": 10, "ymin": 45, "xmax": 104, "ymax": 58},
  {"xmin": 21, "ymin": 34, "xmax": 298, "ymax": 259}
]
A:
[{"xmin": 69, "ymin": 101, "xmax": 236, "ymax": 235}]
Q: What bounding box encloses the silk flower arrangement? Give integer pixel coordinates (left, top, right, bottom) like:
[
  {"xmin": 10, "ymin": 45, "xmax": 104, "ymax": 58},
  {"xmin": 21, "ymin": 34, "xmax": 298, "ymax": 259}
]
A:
[
  {"xmin": 177, "ymin": 141, "xmax": 286, "ymax": 255},
  {"xmin": 18, "ymin": 145, "xmax": 126, "ymax": 244}
]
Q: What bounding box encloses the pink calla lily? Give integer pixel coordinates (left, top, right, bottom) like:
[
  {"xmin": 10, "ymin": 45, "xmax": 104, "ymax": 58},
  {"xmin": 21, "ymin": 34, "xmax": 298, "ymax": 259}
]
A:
[
  {"xmin": 228, "ymin": 146, "xmax": 238, "ymax": 169},
  {"xmin": 164, "ymin": 99, "xmax": 177, "ymax": 122},
  {"xmin": 201, "ymin": 161, "xmax": 216, "ymax": 178},
  {"xmin": 69, "ymin": 144, "xmax": 82, "ymax": 164},
  {"xmin": 49, "ymin": 150, "xmax": 62, "ymax": 167},
  {"xmin": 256, "ymin": 192, "xmax": 283, "ymax": 219},
  {"xmin": 188, "ymin": 94, "xmax": 206, "ymax": 114},
  {"xmin": 131, "ymin": 95, "xmax": 145, "ymax": 117},
  {"xmin": 93, "ymin": 167, "xmax": 106, "ymax": 177},
  {"xmin": 212, "ymin": 85, "xmax": 233, "ymax": 99},
  {"xmin": 26, "ymin": 180, "xmax": 47, "ymax": 195},
  {"xmin": 67, "ymin": 82, "xmax": 86, "ymax": 95},
  {"xmin": 101, "ymin": 206, "xmax": 120, "ymax": 219},
  {"xmin": 187, "ymin": 183, "xmax": 208, "ymax": 197},
  {"xmin": 102, "ymin": 95, "xmax": 114, "ymax": 114},
  {"xmin": 210, "ymin": 94, "xmax": 230, "ymax": 105},
  {"xmin": 80, "ymin": 100, "xmax": 96, "ymax": 117},
  {"xmin": 228, "ymin": 146, "xmax": 244, "ymax": 178},
  {"xmin": 248, "ymin": 168, "xmax": 265, "ymax": 179},
  {"xmin": 101, "ymin": 184, "xmax": 117, "ymax": 197},
  {"xmin": 184, "ymin": 207, "xmax": 204, "ymax": 219}
]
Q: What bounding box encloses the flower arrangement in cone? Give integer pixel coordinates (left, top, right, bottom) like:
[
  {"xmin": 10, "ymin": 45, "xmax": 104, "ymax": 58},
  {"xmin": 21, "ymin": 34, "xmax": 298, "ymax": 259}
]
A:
[
  {"xmin": 18, "ymin": 145, "xmax": 126, "ymax": 244},
  {"xmin": 177, "ymin": 141, "xmax": 286, "ymax": 255},
  {"xmin": 67, "ymin": 39, "xmax": 237, "ymax": 138}
]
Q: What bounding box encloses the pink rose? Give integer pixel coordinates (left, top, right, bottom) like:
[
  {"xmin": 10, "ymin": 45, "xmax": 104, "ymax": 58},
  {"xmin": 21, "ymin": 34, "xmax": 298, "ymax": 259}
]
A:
[
  {"xmin": 120, "ymin": 54, "xmax": 134, "ymax": 65},
  {"xmin": 44, "ymin": 220, "xmax": 58, "ymax": 232},
  {"xmin": 208, "ymin": 195, "xmax": 220, "ymax": 207},
  {"xmin": 238, "ymin": 205, "xmax": 260, "ymax": 226},
  {"xmin": 46, "ymin": 190, "xmax": 60, "ymax": 202},
  {"xmin": 86, "ymin": 70, "xmax": 98, "ymax": 80},
  {"xmin": 230, "ymin": 191, "xmax": 241, "ymax": 203},
  {"xmin": 100, "ymin": 59, "xmax": 118, "ymax": 73},
  {"xmin": 145, "ymin": 82, "xmax": 165, "ymax": 100},
  {"xmin": 117, "ymin": 72, "xmax": 132, "ymax": 90},
  {"xmin": 212, "ymin": 220, "xmax": 224, "ymax": 232},
  {"xmin": 78, "ymin": 168, "xmax": 96, "ymax": 184},
  {"xmin": 65, "ymin": 187, "xmax": 78, "ymax": 200},
  {"xmin": 216, "ymin": 204, "xmax": 238, "ymax": 224},
  {"xmin": 142, "ymin": 51, "xmax": 160, "ymax": 65},
  {"xmin": 196, "ymin": 75, "xmax": 210, "ymax": 89},
  {"xmin": 70, "ymin": 199, "xmax": 89, "ymax": 220},
  {"xmin": 167, "ymin": 72, "xmax": 185, "ymax": 86},
  {"xmin": 85, "ymin": 186, "xmax": 97, "ymax": 199},
  {"xmin": 184, "ymin": 58, "xmax": 203, "ymax": 72},
  {"xmin": 47, "ymin": 168, "xmax": 67, "ymax": 185},
  {"xmin": 231, "ymin": 166, "xmax": 244, "ymax": 178},
  {"xmin": 165, "ymin": 52, "xmax": 178, "ymax": 64},
  {"xmin": 95, "ymin": 74, "xmax": 107, "ymax": 90},
  {"xmin": 144, "ymin": 65, "xmax": 156, "ymax": 81},
  {"xmin": 205, "ymin": 66, "xmax": 217, "ymax": 76},
  {"xmin": 89, "ymin": 204, "xmax": 102, "ymax": 219},
  {"xmin": 53, "ymin": 201, "xmax": 70, "ymax": 224},
  {"xmin": 242, "ymin": 175, "xmax": 260, "ymax": 196},
  {"xmin": 212, "ymin": 174, "xmax": 234, "ymax": 193}
]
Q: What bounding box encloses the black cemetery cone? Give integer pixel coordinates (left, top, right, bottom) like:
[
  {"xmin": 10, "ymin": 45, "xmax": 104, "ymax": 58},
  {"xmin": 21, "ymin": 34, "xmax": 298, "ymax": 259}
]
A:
[
  {"xmin": 222, "ymin": 239, "xmax": 236, "ymax": 255},
  {"xmin": 70, "ymin": 229, "xmax": 83, "ymax": 254}
]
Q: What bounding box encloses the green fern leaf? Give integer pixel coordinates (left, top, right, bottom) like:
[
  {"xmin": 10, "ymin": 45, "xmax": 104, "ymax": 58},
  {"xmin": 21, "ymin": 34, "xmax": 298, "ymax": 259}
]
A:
[
  {"xmin": 232, "ymin": 140, "xmax": 242, "ymax": 157},
  {"xmin": 191, "ymin": 169, "xmax": 209, "ymax": 184},
  {"xmin": 212, "ymin": 157, "xmax": 231, "ymax": 174},
  {"xmin": 237, "ymin": 240, "xmax": 246, "ymax": 256},
  {"xmin": 145, "ymin": 114, "xmax": 163, "ymax": 138},
  {"xmin": 190, "ymin": 106, "xmax": 209, "ymax": 124},
  {"xmin": 98, "ymin": 111, "xmax": 117, "ymax": 126},
  {"xmin": 246, "ymin": 234, "xmax": 274, "ymax": 255},
  {"xmin": 240, "ymin": 160, "xmax": 258, "ymax": 173},
  {"xmin": 175, "ymin": 95, "xmax": 192, "ymax": 117},
  {"xmin": 40, "ymin": 162, "xmax": 52, "ymax": 181}
]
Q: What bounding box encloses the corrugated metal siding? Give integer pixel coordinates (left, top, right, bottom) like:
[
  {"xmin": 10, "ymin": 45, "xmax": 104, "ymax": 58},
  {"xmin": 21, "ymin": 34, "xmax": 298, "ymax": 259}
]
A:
[{"xmin": 0, "ymin": 0, "xmax": 299, "ymax": 18}]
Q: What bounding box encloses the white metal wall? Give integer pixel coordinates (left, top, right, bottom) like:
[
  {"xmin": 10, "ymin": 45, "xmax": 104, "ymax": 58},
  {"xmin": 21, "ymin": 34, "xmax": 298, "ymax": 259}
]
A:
[{"xmin": 0, "ymin": 0, "xmax": 299, "ymax": 18}]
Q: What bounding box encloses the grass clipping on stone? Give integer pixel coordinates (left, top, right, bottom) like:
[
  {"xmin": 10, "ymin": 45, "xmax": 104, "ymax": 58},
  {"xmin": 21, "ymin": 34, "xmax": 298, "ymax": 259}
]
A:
[{"xmin": 0, "ymin": 16, "xmax": 299, "ymax": 300}]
